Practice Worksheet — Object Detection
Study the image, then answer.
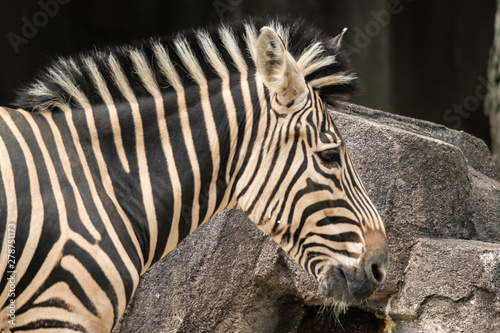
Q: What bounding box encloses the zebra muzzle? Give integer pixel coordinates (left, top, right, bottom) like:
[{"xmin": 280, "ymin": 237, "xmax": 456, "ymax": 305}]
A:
[{"xmin": 319, "ymin": 245, "xmax": 388, "ymax": 305}]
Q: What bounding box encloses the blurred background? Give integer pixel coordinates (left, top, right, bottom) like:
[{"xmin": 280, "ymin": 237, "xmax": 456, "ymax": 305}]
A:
[{"xmin": 0, "ymin": 0, "xmax": 497, "ymax": 153}]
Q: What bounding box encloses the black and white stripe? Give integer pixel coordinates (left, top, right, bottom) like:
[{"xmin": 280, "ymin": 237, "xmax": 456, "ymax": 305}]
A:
[{"xmin": 0, "ymin": 17, "xmax": 386, "ymax": 332}]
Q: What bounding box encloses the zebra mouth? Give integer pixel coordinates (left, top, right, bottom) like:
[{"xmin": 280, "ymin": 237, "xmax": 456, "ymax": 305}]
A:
[
  {"xmin": 318, "ymin": 243, "xmax": 388, "ymax": 305},
  {"xmin": 318, "ymin": 263, "xmax": 381, "ymax": 305}
]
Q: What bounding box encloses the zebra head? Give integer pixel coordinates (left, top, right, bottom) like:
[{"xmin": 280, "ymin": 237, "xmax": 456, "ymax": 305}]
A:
[{"xmin": 236, "ymin": 26, "xmax": 388, "ymax": 305}]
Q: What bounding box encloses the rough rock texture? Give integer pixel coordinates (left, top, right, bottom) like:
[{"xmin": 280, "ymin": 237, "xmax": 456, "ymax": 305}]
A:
[
  {"xmin": 113, "ymin": 209, "xmax": 320, "ymax": 333},
  {"xmin": 333, "ymin": 103, "xmax": 500, "ymax": 297},
  {"xmin": 113, "ymin": 103, "xmax": 500, "ymax": 332},
  {"xmin": 390, "ymin": 238, "xmax": 500, "ymax": 332}
]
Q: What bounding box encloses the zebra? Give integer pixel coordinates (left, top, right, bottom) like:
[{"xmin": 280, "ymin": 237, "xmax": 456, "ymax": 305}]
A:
[{"xmin": 0, "ymin": 17, "xmax": 388, "ymax": 332}]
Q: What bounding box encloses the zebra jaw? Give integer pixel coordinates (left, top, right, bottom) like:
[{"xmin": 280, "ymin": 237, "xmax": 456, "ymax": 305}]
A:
[{"xmin": 257, "ymin": 214, "xmax": 387, "ymax": 305}]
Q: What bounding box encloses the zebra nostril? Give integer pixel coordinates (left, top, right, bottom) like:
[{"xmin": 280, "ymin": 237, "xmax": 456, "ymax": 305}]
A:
[
  {"xmin": 365, "ymin": 251, "xmax": 388, "ymax": 285},
  {"xmin": 370, "ymin": 263, "xmax": 385, "ymax": 284}
]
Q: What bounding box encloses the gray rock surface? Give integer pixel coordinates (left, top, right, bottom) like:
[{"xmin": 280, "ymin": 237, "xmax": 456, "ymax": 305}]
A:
[
  {"xmin": 468, "ymin": 166, "xmax": 500, "ymax": 242},
  {"xmin": 332, "ymin": 103, "xmax": 500, "ymax": 296},
  {"xmin": 113, "ymin": 103, "xmax": 500, "ymax": 333},
  {"xmin": 390, "ymin": 238, "xmax": 500, "ymax": 332},
  {"xmin": 335, "ymin": 102, "xmax": 499, "ymax": 181},
  {"xmin": 113, "ymin": 209, "xmax": 320, "ymax": 333}
]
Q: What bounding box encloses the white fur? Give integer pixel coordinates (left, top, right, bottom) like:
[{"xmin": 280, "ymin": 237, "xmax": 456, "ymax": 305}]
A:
[
  {"xmin": 152, "ymin": 42, "xmax": 183, "ymax": 92},
  {"xmin": 196, "ymin": 30, "xmax": 229, "ymax": 78},
  {"xmin": 173, "ymin": 36, "xmax": 206, "ymax": 85}
]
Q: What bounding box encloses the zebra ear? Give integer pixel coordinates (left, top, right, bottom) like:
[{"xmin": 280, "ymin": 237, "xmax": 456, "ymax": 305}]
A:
[
  {"xmin": 256, "ymin": 27, "xmax": 307, "ymax": 110},
  {"xmin": 327, "ymin": 27, "xmax": 348, "ymax": 51}
]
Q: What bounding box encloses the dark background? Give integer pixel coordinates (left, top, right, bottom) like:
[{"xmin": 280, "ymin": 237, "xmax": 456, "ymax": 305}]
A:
[{"xmin": 0, "ymin": 0, "xmax": 496, "ymax": 147}]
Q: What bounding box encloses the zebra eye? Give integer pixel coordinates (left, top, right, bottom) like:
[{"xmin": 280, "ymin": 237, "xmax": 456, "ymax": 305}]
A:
[{"xmin": 318, "ymin": 148, "xmax": 341, "ymax": 168}]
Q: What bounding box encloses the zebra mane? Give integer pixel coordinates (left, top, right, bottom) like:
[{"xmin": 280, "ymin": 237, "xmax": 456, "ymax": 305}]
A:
[{"xmin": 14, "ymin": 17, "xmax": 357, "ymax": 112}]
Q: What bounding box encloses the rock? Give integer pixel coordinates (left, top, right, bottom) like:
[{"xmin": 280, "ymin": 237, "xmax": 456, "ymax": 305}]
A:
[
  {"xmin": 113, "ymin": 209, "xmax": 319, "ymax": 333},
  {"xmin": 114, "ymin": 103, "xmax": 500, "ymax": 333},
  {"xmin": 332, "ymin": 102, "xmax": 500, "ymax": 294},
  {"xmin": 332, "ymin": 103, "xmax": 500, "ymax": 332},
  {"xmin": 468, "ymin": 166, "xmax": 500, "ymax": 242},
  {"xmin": 390, "ymin": 238, "xmax": 500, "ymax": 332},
  {"xmin": 335, "ymin": 102, "xmax": 500, "ymax": 181}
]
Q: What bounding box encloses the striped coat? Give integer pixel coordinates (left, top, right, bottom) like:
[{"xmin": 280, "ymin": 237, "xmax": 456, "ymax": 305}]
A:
[{"xmin": 0, "ymin": 18, "xmax": 387, "ymax": 332}]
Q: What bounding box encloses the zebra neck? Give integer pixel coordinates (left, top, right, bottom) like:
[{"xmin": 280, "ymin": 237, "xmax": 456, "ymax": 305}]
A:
[{"xmin": 108, "ymin": 71, "xmax": 264, "ymax": 270}]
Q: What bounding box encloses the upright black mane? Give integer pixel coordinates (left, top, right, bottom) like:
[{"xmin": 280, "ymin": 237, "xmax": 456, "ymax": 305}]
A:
[{"xmin": 14, "ymin": 17, "xmax": 356, "ymax": 112}]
